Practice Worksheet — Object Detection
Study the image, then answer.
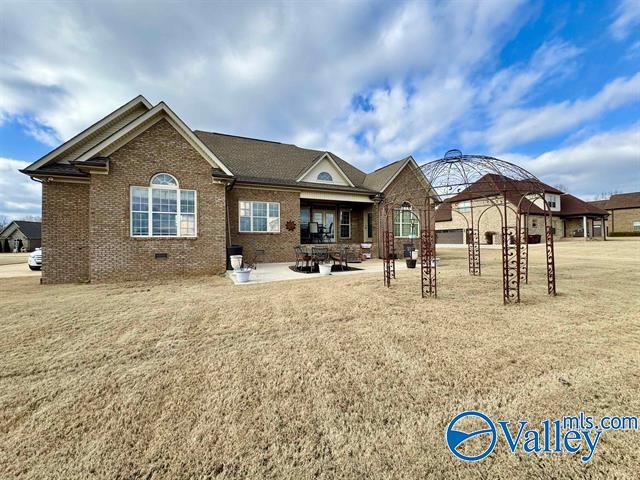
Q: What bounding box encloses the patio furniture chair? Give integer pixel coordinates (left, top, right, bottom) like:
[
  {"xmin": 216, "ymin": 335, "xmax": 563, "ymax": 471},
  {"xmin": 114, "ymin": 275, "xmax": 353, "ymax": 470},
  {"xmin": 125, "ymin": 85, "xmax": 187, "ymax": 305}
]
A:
[
  {"xmin": 294, "ymin": 246, "xmax": 312, "ymax": 271},
  {"xmin": 311, "ymin": 246, "xmax": 329, "ymax": 267},
  {"xmin": 246, "ymin": 249, "xmax": 265, "ymax": 270},
  {"xmin": 322, "ymin": 222, "xmax": 334, "ymax": 243},
  {"xmin": 331, "ymin": 246, "xmax": 351, "ymax": 271},
  {"xmin": 308, "ymin": 222, "xmax": 321, "ymax": 244}
]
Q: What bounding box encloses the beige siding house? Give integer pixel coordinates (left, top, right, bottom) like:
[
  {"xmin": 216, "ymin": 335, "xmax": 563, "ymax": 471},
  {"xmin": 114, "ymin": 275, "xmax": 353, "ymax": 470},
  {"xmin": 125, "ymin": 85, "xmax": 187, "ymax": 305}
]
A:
[
  {"xmin": 589, "ymin": 192, "xmax": 640, "ymax": 235},
  {"xmin": 434, "ymin": 174, "xmax": 608, "ymax": 244}
]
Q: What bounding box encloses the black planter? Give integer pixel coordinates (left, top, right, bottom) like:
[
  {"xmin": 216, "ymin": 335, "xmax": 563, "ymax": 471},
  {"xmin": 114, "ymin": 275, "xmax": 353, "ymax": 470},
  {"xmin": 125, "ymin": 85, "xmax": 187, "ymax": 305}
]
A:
[{"xmin": 406, "ymin": 259, "xmax": 417, "ymax": 269}]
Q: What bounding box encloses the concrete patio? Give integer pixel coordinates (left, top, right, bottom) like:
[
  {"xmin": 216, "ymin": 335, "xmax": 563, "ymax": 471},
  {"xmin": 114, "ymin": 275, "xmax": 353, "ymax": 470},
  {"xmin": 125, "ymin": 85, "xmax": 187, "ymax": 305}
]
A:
[{"xmin": 226, "ymin": 259, "xmax": 410, "ymax": 285}]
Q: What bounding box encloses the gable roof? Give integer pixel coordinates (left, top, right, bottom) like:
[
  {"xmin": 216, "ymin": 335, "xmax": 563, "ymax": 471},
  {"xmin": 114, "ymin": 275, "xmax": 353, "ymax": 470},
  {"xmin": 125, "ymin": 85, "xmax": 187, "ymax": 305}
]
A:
[
  {"xmin": 447, "ymin": 173, "xmax": 562, "ymax": 203},
  {"xmin": 23, "ymin": 96, "xmax": 152, "ymax": 172},
  {"xmin": 602, "ymin": 192, "xmax": 640, "ymax": 210},
  {"xmin": 0, "ymin": 221, "xmax": 41, "ymax": 239},
  {"xmin": 20, "ymin": 96, "xmax": 436, "ymax": 197},
  {"xmin": 195, "ymin": 131, "xmax": 374, "ymax": 193},
  {"xmin": 295, "ymin": 152, "xmax": 355, "ymax": 187},
  {"xmin": 75, "ymin": 103, "xmax": 232, "ymax": 175},
  {"xmin": 362, "ymin": 158, "xmax": 410, "ymax": 192},
  {"xmin": 440, "ymin": 174, "xmax": 606, "ymax": 218},
  {"xmin": 560, "ymin": 194, "xmax": 609, "ymax": 216},
  {"xmin": 22, "ymin": 101, "xmax": 233, "ymax": 179},
  {"xmin": 588, "ymin": 199, "xmax": 609, "ymax": 210}
]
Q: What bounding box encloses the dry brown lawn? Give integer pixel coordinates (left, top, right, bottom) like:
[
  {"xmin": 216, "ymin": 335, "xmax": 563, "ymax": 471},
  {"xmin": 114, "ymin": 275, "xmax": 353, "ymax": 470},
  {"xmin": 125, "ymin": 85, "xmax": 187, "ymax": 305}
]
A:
[{"xmin": 1, "ymin": 241, "xmax": 639, "ymax": 479}]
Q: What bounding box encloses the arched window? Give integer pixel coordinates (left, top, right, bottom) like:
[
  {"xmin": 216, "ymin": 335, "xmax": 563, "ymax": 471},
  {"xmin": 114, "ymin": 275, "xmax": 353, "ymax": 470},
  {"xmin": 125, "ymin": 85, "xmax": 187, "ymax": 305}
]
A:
[
  {"xmin": 151, "ymin": 173, "xmax": 178, "ymax": 187},
  {"xmin": 130, "ymin": 173, "xmax": 197, "ymax": 237},
  {"xmin": 317, "ymin": 171, "xmax": 333, "ymax": 182},
  {"xmin": 394, "ymin": 201, "xmax": 419, "ymax": 238}
]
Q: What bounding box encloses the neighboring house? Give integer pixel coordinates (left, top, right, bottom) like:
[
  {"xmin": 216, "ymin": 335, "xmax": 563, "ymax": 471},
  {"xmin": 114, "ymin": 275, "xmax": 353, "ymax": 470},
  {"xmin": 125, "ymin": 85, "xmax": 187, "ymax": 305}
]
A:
[
  {"xmin": 0, "ymin": 221, "xmax": 42, "ymax": 252},
  {"xmin": 20, "ymin": 96, "xmax": 433, "ymax": 284},
  {"xmin": 589, "ymin": 192, "xmax": 640, "ymax": 235},
  {"xmin": 434, "ymin": 174, "xmax": 608, "ymax": 244}
]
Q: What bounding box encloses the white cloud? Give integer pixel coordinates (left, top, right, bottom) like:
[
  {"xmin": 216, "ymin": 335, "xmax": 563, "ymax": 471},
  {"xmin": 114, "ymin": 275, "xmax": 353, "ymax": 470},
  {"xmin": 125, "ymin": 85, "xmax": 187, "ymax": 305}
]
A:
[
  {"xmin": 610, "ymin": 0, "xmax": 640, "ymax": 40},
  {"xmin": 0, "ymin": 0, "xmax": 637, "ymax": 206},
  {"xmin": 479, "ymin": 40, "xmax": 582, "ymax": 113},
  {"xmin": 0, "ymin": 158, "xmax": 42, "ymax": 219},
  {"xmin": 483, "ymin": 72, "xmax": 640, "ymax": 150},
  {"xmin": 0, "ymin": 0, "xmax": 528, "ymax": 158},
  {"xmin": 501, "ymin": 125, "xmax": 640, "ymax": 198}
]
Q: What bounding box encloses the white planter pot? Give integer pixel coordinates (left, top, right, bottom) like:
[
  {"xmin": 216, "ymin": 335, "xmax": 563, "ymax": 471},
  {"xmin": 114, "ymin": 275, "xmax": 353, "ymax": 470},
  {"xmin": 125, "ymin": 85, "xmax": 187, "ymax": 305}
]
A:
[
  {"xmin": 235, "ymin": 268, "xmax": 252, "ymax": 283},
  {"xmin": 230, "ymin": 255, "xmax": 243, "ymax": 272},
  {"xmin": 318, "ymin": 264, "xmax": 332, "ymax": 275}
]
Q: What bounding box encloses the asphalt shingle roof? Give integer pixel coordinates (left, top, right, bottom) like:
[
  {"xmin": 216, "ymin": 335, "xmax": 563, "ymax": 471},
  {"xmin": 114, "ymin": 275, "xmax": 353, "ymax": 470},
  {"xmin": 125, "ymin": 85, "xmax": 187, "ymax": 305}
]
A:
[
  {"xmin": 600, "ymin": 192, "xmax": 640, "ymax": 210},
  {"xmin": 195, "ymin": 131, "xmax": 375, "ymax": 192},
  {"xmin": 362, "ymin": 158, "xmax": 409, "ymax": 192},
  {"xmin": 0, "ymin": 221, "xmax": 42, "ymax": 239}
]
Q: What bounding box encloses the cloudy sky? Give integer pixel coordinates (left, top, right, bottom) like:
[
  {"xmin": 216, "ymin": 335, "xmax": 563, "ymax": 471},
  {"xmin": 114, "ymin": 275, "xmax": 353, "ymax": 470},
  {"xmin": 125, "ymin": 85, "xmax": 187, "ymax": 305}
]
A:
[{"xmin": 1, "ymin": 0, "xmax": 639, "ymax": 219}]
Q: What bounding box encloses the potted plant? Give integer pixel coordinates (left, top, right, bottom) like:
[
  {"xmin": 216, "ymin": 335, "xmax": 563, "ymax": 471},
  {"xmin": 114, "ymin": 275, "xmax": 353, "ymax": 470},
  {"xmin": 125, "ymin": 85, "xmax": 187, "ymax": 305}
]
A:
[
  {"xmin": 484, "ymin": 231, "xmax": 495, "ymax": 245},
  {"xmin": 318, "ymin": 260, "xmax": 332, "ymax": 275},
  {"xmin": 235, "ymin": 267, "xmax": 252, "ymax": 283}
]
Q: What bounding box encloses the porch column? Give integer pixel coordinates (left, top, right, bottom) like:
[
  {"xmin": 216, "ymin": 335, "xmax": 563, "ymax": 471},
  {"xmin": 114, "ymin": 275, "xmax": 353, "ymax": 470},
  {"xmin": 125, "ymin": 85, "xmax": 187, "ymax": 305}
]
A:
[
  {"xmin": 583, "ymin": 216, "xmax": 587, "ymax": 240},
  {"xmin": 601, "ymin": 217, "xmax": 606, "ymax": 240}
]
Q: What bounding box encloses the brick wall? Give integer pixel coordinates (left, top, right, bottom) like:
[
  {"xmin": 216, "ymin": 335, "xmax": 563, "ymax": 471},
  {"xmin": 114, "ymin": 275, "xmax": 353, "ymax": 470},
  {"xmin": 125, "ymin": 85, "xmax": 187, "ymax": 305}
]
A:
[
  {"xmin": 227, "ymin": 186, "xmax": 301, "ymax": 263},
  {"xmin": 610, "ymin": 208, "xmax": 640, "ymax": 233},
  {"xmin": 41, "ymin": 182, "xmax": 90, "ymax": 283},
  {"xmin": 375, "ymin": 164, "xmax": 433, "ymax": 257},
  {"xmin": 89, "ymin": 119, "xmax": 227, "ymax": 282}
]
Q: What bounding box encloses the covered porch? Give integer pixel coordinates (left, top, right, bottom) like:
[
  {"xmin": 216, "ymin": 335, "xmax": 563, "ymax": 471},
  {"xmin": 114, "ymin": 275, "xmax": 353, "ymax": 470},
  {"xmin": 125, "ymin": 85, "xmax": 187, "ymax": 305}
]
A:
[
  {"xmin": 564, "ymin": 215, "xmax": 607, "ymax": 239},
  {"xmin": 299, "ymin": 194, "xmax": 375, "ymax": 246}
]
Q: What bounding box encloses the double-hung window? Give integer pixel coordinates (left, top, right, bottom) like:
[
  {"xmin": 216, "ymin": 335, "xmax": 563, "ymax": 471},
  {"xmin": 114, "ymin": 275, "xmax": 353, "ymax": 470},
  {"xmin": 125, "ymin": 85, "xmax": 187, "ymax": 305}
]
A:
[
  {"xmin": 340, "ymin": 210, "xmax": 351, "ymax": 239},
  {"xmin": 394, "ymin": 202, "xmax": 419, "ymax": 238},
  {"xmin": 130, "ymin": 173, "xmax": 197, "ymax": 237},
  {"xmin": 239, "ymin": 201, "xmax": 280, "ymax": 232}
]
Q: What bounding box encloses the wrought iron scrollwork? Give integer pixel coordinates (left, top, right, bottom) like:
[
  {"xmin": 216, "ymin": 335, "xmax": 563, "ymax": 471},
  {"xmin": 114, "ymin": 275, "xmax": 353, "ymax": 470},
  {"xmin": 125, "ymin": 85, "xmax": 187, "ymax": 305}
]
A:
[
  {"xmin": 468, "ymin": 228, "xmax": 481, "ymax": 276},
  {"xmin": 420, "ymin": 228, "xmax": 436, "ymax": 298}
]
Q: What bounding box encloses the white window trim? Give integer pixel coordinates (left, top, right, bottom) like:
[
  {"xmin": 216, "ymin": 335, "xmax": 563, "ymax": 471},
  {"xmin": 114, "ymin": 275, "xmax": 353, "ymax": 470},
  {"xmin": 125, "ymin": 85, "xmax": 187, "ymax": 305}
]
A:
[
  {"xmin": 633, "ymin": 221, "xmax": 640, "ymax": 232},
  {"xmin": 339, "ymin": 209, "xmax": 351, "ymax": 239},
  {"xmin": 457, "ymin": 200, "xmax": 471, "ymax": 213},
  {"xmin": 238, "ymin": 201, "xmax": 281, "ymax": 233},
  {"xmin": 129, "ymin": 177, "xmax": 198, "ymax": 238},
  {"xmin": 394, "ymin": 204, "xmax": 420, "ymax": 239}
]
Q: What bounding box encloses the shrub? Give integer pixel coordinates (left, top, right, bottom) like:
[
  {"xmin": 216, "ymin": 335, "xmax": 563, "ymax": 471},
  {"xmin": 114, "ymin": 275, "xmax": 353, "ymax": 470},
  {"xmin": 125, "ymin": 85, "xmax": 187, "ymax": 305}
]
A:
[{"xmin": 609, "ymin": 232, "xmax": 640, "ymax": 237}]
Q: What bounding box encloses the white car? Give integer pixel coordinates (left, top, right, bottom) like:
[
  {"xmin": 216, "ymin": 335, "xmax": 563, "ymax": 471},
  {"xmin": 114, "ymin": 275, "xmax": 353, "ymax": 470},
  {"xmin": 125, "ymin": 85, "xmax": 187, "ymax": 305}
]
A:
[{"xmin": 28, "ymin": 248, "xmax": 42, "ymax": 271}]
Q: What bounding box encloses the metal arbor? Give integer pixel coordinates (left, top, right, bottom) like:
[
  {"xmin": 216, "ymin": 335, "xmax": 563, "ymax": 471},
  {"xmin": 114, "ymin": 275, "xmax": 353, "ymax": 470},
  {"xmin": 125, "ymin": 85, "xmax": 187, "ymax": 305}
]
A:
[{"xmin": 380, "ymin": 150, "xmax": 557, "ymax": 305}]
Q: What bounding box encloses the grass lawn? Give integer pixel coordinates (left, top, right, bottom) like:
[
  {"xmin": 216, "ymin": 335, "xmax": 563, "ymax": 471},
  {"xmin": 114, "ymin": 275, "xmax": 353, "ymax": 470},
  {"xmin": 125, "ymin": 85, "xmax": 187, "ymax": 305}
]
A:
[{"xmin": 1, "ymin": 241, "xmax": 639, "ymax": 479}]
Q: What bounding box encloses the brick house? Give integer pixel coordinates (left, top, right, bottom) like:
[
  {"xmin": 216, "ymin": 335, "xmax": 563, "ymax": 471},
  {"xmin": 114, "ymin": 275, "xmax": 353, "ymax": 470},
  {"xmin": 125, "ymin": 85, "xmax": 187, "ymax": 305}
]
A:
[
  {"xmin": 20, "ymin": 96, "xmax": 433, "ymax": 283},
  {"xmin": 434, "ymin": 174, "xmax": 609, "ymax": 244},
  {"xmin": 0, "ymin": 221, "xmax": 41, "ymax": 252},
  {"xmin": 589, "ymin": 192, "xmax": 640, "ymax": 235}
]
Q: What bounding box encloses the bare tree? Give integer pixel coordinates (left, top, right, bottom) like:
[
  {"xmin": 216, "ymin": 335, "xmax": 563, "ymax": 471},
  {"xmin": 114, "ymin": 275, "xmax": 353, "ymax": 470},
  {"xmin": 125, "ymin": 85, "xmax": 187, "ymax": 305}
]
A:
[
  {"xmin": 0, "ymin": 215, "xmax": 9, "ymax": 230},
  {"xmin": 19, "ymin": 215, "xmax": 42, "ymax": 222},
  {"xmin": 593, "ymin": 190, "xmax": 621, "ymax": 201}
]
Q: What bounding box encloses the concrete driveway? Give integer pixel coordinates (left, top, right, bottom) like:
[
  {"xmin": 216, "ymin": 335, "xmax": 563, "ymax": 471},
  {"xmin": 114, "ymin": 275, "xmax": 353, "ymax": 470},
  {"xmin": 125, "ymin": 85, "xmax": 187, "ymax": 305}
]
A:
[{"xmin": 0, "ymin": 253, "xmax": 41, "ymax": 278}]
